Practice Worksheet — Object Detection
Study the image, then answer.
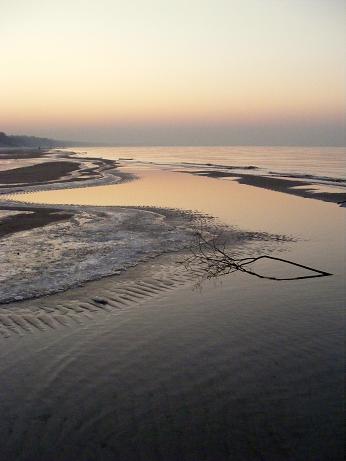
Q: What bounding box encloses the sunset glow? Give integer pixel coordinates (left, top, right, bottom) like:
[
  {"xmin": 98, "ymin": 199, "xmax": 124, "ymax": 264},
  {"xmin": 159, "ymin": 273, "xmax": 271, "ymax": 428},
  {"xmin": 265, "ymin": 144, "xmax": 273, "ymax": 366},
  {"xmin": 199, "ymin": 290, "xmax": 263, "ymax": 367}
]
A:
[{"xmin": 1, "ymin": 0, "xmax": 345, "ymax": 144}]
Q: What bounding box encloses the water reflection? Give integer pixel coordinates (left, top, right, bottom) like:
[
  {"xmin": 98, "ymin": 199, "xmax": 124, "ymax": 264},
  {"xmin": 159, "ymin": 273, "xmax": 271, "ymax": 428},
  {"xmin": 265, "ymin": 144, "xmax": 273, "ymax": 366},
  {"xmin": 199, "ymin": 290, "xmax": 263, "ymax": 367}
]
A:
[
  {"xmin": 182, "ymin": 231, "xmax": 333, "ymax": 283},
  {"xmin": 9, "ymin": 167, "xmax": 343, "ymax": 237}
]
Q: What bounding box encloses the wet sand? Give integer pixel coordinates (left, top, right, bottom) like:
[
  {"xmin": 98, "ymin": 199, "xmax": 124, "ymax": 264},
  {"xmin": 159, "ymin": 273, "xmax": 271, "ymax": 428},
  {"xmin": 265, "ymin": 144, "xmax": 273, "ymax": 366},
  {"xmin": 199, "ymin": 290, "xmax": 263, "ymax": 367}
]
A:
[
  {"xmin": 0, "ymin": 149, "xmax": 134, "ymax": 241},
  {"xmin": 0, "ymin": 205, "xmax": 73, "ymax": 238},
  {"xmin": 0, "ymin": 161, "xmax": 80, "ymax": 185},
  {"xmin": 181, "ymin": 169, "xmax": 346, "ymax": 204},
  {"xmin": 0, "ymin": 148, "xmax": 128, "ymax": 192},
  {"xmin": 0, "ymin": 148, "xmax": 45, "ymax": 159}
]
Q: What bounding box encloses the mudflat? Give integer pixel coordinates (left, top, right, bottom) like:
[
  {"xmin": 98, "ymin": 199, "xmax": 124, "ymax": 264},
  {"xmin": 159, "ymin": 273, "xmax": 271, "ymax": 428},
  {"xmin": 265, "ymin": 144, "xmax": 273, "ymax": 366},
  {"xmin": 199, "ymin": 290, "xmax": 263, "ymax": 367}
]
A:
[
  {"xmin": 0, "ymin": 161, "xmax": 80, "ymax": 185},
  {"xmin": 184, "ymin": 169, "xmax": 346, "ymax": 204},
  {"xmin": 0, "ymin": 206, "xmax": 73, "ymax": 238}
]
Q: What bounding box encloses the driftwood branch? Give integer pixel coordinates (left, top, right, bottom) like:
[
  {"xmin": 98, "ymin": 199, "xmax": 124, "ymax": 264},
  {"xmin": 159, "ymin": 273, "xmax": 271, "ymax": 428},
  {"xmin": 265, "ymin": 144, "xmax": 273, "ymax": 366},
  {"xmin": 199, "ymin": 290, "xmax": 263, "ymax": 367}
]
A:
[{"xmin": 181, "ymin": 230, "xmax": 332, "ymax": 282}]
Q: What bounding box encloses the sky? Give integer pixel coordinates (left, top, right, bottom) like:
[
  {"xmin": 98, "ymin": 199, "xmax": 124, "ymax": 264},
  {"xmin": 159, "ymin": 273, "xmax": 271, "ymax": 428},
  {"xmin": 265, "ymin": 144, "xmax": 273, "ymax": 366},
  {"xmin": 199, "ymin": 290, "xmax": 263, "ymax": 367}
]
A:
[{"xmin": 0, "ymin": 0, "xmax": 345, "ymax": 145}]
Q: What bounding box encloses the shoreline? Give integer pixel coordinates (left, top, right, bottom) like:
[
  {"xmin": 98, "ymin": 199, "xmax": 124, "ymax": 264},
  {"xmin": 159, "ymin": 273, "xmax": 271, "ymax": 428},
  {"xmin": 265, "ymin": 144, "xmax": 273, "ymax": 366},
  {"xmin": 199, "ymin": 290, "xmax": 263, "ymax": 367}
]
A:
[
  {"xmin": 0, "ymin": 148, "xmax": 136, "ymax": 239},
  {"xmin": 0, "ymin": 148, "xmax": 135, "ymax": 194},
  {"xmin": 2, "ymin": 148, "xmax": 345, "ymax": 205},
  {"xmin": 2, "ymin": 147, "xmax": 342, "ymax": 306},
  {"xmin": 0, "ymin": 199, "xmax": 289, "ymax": 305},
  {"xmin": 178, "ymin": 169, "xmax": 346, "ymax": 205},
  {"xmin": 0, "ymin": 148, "xmax": 292, "ymax": 306}
]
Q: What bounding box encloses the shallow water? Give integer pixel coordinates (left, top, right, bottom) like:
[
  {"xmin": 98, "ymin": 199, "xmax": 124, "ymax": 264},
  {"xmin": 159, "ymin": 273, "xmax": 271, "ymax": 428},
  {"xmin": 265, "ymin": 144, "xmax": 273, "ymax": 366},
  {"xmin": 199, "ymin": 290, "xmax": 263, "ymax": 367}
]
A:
[
  {"xmin": 11, "ymin": 166, "xmax": 344, "ymax": 273},
  {"xmin": 0, "ymin": 268, "xmax": 343, "ymax": 460},
  {"xmin": 70, "ymin": 145, "xmax": 346, "ymax": 184},
  {"xmin": 10, "ymin": 166, "xmax": 343, "ymax": 234},
  {"xmin": 1, "ymin": 165, "xmax": 345, "ymax": 460}
]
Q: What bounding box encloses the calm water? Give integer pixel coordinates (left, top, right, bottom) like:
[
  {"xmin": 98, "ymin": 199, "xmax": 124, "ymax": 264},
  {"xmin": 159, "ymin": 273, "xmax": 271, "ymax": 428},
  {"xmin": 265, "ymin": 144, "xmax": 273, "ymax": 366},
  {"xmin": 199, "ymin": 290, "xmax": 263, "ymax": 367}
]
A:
[
  {"xmin": 69, "ymin": 145, "xmax": 346, "ymax": 184},
  {"xmin": 1, "ymin": 157, "xmax": 345, "ymax": 460},
  {"xmin": 11, "ymin": 165, "xmax": 345, "ymax": 267},
  {"xmin": 1, "ymin": 267, "xmax": 343, "ymax": 460}
]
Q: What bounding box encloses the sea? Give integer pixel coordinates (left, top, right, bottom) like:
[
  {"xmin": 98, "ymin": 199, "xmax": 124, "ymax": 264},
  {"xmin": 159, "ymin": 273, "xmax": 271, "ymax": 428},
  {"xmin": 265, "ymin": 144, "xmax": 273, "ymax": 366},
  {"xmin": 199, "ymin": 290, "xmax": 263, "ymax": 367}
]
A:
[{"xmin": 70, "ymin": 145, "xmax": 346, "ymax": 187}]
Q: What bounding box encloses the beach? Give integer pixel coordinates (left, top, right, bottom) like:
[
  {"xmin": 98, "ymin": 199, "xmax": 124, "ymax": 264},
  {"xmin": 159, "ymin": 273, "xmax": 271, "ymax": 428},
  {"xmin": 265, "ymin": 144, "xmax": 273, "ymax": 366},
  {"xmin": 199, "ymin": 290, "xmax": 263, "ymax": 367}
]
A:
[{"xmin": 0, "ymin": 147, "xmax": 344, "ymax": 460}]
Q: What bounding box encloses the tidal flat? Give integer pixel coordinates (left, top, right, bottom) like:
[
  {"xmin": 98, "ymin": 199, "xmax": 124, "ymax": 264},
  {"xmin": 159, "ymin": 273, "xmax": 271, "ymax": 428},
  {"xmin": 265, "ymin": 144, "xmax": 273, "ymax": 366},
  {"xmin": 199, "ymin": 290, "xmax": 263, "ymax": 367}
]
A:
[{"xmin": 0, "ymin": 148, "xmax": 344, "ymax": 460}]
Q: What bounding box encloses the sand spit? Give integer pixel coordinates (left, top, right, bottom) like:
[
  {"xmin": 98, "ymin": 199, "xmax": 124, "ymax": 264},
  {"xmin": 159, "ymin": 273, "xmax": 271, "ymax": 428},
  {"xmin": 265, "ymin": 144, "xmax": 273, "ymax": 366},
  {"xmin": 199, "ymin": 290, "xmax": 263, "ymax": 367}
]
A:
[
  {"xmin": 0, "ymin": 161, "xmax": 80, "ymax": 185},
  {"xmin": 177, "ymin": 168, "xmax": 346, "ymax": 204},
  {"xmin": 0, "ymin": 148, "xmax": 135, "ymax": 195}
]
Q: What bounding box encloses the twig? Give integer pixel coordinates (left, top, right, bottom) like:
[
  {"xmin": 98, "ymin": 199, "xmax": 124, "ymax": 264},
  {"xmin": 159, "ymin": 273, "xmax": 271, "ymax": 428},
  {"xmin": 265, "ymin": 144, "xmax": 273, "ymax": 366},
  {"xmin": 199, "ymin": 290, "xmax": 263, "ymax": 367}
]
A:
[{"xmin": 181, "ymin": 230, "xmax": 332, "ymax": 282}]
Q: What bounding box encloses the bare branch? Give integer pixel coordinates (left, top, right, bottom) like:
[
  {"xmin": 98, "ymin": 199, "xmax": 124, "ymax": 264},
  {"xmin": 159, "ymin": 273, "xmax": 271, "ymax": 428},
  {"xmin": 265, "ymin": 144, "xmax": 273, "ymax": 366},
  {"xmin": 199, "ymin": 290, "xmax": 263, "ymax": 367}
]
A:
[{"xmin": 181, "ymin": 229, "xmax": 332, "ymax": 282}]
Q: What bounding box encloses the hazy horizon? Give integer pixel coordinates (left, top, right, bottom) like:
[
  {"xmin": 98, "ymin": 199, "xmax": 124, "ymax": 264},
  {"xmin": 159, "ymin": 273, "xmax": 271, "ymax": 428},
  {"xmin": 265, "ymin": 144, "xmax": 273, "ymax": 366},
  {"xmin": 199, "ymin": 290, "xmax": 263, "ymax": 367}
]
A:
[{"xmin": 1, "ymin": 0, "xmax": 345, "ymax": 146}]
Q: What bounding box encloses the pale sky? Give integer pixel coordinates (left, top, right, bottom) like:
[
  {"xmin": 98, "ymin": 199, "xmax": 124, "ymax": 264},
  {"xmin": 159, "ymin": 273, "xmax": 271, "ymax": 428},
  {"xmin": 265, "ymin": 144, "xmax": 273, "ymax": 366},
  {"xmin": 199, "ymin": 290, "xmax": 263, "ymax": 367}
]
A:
[{"xmin": 0, "ymin": 0, "xmax": 345, "ymax": 145}]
